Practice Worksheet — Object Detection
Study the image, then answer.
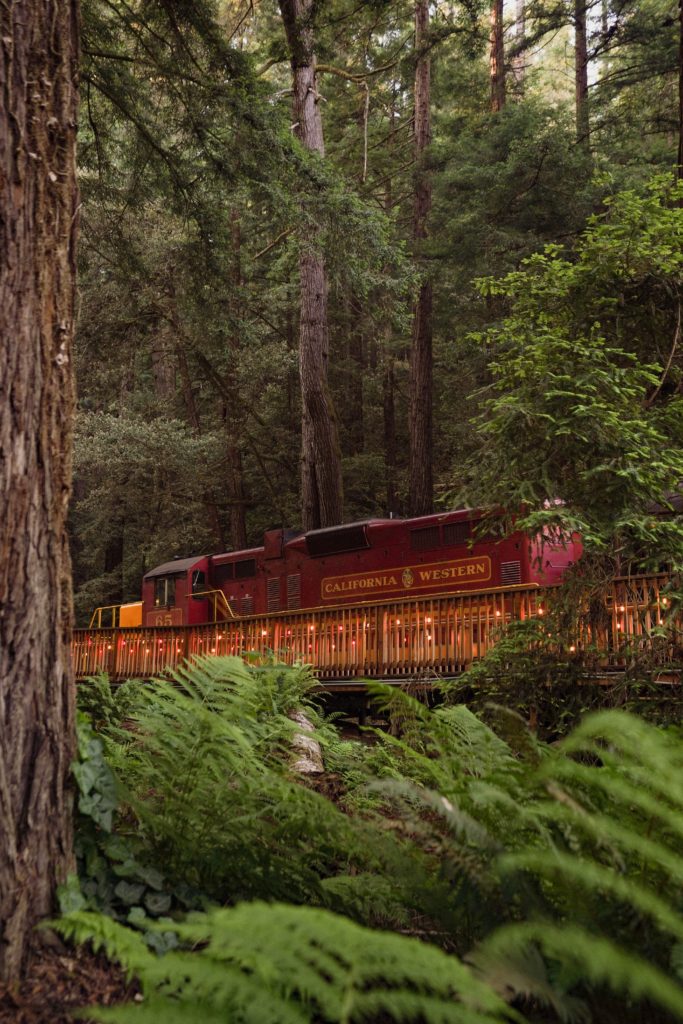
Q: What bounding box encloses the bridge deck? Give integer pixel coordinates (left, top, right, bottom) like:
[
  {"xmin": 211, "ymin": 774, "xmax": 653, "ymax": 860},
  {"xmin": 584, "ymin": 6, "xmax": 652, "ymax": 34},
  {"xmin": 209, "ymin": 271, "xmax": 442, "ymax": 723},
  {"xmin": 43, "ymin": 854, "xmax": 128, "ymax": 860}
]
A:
[{"xmin": 72, "ymin": 574, "xmax": 682, "ymax": 684}]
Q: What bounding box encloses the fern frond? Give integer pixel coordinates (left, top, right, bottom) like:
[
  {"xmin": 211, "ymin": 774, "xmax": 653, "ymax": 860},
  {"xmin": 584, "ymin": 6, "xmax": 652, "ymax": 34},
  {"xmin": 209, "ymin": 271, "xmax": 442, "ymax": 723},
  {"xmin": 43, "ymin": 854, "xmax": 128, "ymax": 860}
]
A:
[
  {"xmin": 476, "ymin": 922, "xmax": 683, "ymax": 1020},
  {"xmin": 63, "ymin": 903, "xmax": 522, "ymax": 1024},
  {"xmin": 500, "ymin": 850, "xmax": 683, "ymax": 940},
  {"xmin": 50, "ymin": 911, "xmax": 154, "ymax": 977}
]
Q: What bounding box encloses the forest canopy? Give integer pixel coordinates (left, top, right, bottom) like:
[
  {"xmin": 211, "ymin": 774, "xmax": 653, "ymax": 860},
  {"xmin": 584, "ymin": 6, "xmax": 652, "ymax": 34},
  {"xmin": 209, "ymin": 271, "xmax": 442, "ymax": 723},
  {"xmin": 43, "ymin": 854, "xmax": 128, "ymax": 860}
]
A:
[{"xmin": 71, "ymin": 0, "xmax": 683, "ymax": 620}]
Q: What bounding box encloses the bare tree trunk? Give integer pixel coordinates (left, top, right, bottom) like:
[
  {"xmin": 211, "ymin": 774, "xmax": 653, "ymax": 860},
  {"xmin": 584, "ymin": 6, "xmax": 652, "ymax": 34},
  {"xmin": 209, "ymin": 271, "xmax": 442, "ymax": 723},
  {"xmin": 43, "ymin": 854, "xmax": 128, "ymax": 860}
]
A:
[
  {"xmin": 383, "ymin": 354, "xmax": 398, "ymax": 516},
  {"xmin": 490, "ymin": 0, "xmax": 506, "ymax": 111},
  {"xmin": 226, "ymin": 208, "xmax": 248, "ymax": 549},
  {"xmin": 279, "ymin": 0, "xmax": 344, "ymax": 530},
  {"xmin": 575, "ymin": 0, "xmax": 590, "ymax": 146},
  {"xmin": 513, "ymin": 0, "xmax": 526, "ymax": 94},
  {"xmin": 0, "ymin": 0, "xmax": 79, "ymax": 981},
  {"xmin": 346, "ymin": 299, "xmax": 365, "ymax": 456},
  {"xmin": 176, "ymin": 344, "xmax": 226, "ymax": 550},
  {"xmin": 409, "ymin": 0, "xmax": 434, "ymax": 516}
]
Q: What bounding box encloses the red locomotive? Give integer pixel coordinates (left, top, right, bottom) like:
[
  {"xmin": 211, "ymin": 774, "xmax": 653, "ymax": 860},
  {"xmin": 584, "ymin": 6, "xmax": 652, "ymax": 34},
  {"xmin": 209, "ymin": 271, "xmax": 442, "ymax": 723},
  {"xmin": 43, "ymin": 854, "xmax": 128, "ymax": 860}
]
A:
[{"xmin": 137, "ymin": 509, "xmax": 581, "ymax": 627}]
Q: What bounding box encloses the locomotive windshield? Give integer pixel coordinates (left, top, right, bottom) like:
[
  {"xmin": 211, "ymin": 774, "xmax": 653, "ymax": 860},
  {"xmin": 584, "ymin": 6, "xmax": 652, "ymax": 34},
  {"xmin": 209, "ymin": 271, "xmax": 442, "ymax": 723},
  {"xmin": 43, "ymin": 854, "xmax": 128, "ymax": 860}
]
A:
[{"xmin": 153, "ymin": 576, "xmax": 175, "ymax": 607}]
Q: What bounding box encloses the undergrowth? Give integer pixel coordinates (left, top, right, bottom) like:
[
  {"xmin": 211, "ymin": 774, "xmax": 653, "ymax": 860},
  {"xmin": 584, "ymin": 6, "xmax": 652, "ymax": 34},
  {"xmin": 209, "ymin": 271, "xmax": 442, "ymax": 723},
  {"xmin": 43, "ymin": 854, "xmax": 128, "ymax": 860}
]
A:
[{"xmin": 65, "ymin": 657, "xmax": 683, "ymax": 1023}]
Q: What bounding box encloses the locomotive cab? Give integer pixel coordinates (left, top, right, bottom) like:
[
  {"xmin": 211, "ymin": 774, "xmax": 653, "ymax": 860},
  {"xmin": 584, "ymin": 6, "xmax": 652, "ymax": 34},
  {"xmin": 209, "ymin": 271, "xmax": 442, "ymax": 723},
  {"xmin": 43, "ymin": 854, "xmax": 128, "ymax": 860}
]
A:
[{"xmin": 142, "ymin": 555, "xmax": 211, "ymax": 626}]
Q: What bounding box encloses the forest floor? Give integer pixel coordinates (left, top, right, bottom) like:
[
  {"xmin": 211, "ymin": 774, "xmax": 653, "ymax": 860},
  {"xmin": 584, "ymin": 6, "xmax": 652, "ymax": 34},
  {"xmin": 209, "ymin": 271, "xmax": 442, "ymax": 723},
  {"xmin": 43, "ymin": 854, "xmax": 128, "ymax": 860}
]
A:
[{"xmin": 0, "ymin": 941, "xmax": 135, "ymax": 1023}]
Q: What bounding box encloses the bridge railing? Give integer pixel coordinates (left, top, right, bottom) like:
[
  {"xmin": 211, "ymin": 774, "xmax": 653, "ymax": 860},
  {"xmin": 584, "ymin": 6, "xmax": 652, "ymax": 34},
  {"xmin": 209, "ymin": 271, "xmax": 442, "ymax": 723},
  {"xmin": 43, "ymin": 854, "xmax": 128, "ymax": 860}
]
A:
[{"xmin": 72, "ymin": 574, "xmax": 681, "ymax": 682}]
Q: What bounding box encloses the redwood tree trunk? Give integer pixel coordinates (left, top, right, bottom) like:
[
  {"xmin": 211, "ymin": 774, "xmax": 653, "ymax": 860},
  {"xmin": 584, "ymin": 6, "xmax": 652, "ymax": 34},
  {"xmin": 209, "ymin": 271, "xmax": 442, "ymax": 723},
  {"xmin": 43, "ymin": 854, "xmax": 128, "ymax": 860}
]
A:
[
  {"xmin": 0, "ymin": 0, "xmax": 79, "ymax": 981},
  {"xmin": 409, "ymin": 0, "xmax": 434, "ymax": 516},
  {"xmin": 575, "ymin": 0, "xmax": 590, "ymax": 146},
  {"xmin": 490, "ymin": 0, "xmax": 506, "ymax": 111},
  {"xmin": 279, "ymin": 0, "xmax": 344, "ymax": 530},
  {"xmin": 226, "ymin": 208, "xmax": 248, "ymax": 550}
]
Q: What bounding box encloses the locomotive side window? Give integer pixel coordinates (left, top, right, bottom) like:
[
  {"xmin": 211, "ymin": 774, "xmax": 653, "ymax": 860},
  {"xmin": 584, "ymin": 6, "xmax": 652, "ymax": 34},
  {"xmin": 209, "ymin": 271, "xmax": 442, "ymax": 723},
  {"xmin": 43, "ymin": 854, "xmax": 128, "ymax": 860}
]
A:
[
  {"xmin": 306, "ymin": 524, "xmax": 369, "ymax": 557},
  {"xmin": 213, "ymin": 563, "xmax": 234, "ymax": 586},
  {"xmin": 235, "ymin": 558, "xmax": 256, "ymax": 579},
  {"xmin": 154, "ymin": 576, "xmax": 176, "ymax": 607},
  {"xmin": 410, "ymin": 526, "xmax": 440, "ymax": 551},
  {"xmin": 192, "ymin": 570, "xmax": 206, "ymax": 594}
]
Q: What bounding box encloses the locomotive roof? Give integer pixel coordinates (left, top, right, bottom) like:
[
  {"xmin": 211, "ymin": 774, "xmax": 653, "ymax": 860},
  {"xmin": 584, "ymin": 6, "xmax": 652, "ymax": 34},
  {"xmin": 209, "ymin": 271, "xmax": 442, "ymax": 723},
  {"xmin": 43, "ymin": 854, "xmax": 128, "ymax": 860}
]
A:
[{"xmin": 144, "ymin": 555, "xmax": 205, "ymax": 579}]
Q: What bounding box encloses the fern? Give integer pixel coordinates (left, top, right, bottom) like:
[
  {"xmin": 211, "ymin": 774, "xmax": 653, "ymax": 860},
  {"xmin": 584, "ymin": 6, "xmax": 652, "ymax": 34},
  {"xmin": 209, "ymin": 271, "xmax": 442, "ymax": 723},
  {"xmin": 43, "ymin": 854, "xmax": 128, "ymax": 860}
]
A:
[
  {"xmin": 469, "ymin": 710, "xmax": 683, "ymax": 1021},
  {"xmin": 54, "ymin": 903, "xmax": 522, "ymax": 1024}
]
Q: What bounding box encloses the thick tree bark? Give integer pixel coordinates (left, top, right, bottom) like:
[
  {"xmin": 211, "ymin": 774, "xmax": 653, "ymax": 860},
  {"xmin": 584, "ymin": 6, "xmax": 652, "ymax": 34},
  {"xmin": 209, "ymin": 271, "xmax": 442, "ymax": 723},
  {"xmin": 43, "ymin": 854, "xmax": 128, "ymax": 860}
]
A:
[
  {"xmin": 490, "ymin": 0, "xmax": 506, "ymax": 111},
  {"xmin": 409, "ymin": 0, "xmax": 434, "ymax": 516},
  {"xmin": 279, "ymin": 0, "xmax": 344, "ymax": 530},
  {"xmin": 0, "ymin": 0, "xmax": 79, "ymax": 981},
  {"xmin": 575, "ymin": 0, "xmax": 590, "ymax": 146}
]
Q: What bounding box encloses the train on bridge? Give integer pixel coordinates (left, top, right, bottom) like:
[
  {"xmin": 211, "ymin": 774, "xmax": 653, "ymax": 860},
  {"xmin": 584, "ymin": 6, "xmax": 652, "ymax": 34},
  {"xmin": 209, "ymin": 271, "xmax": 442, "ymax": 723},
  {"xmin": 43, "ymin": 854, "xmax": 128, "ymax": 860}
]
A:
[
  {"xmin": 74, "ymin": 508, "xmax": 680, "ymax": 685},
  {"xmin": 97, "ymin": 508, "xmax": 581, "ymax": 630}
]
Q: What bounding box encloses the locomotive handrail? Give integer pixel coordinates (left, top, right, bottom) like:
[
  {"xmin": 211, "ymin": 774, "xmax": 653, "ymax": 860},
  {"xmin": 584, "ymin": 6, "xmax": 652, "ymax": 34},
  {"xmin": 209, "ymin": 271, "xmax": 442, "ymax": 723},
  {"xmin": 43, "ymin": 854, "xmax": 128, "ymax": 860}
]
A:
[
  {"xmin": 88, "ymin": 604, "xmax": 120, "ymax": 629},
  {"xmin": 195, "ymin": 589, "xmax": 238, "ymax": 621}
]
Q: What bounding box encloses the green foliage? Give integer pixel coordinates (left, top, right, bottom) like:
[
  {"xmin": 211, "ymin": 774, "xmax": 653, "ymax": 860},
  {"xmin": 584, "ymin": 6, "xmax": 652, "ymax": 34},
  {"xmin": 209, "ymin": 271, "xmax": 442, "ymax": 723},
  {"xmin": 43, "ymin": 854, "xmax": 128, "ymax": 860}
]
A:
[
  {"xmin": 54, "ymin": 902, "xmax": 520, "ymax": 1024},
  {"xmin": 471, "ymin": 711, "xmax": 683, "ymax": 1021},
  {"xmin": 76, "ymin": 658, "xmax": 401, "ymax": 912},
  {"xmin": 462, "ymin": 176, "xmax": 683, "ymax": 566}
]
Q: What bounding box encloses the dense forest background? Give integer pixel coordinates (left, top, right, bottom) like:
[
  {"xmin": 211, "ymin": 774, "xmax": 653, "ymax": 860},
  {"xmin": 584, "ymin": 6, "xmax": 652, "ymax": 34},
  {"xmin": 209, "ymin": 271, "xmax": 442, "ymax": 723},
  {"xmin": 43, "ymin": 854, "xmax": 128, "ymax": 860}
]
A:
[{"xmin": 72, "ymin": 0, "xmax": 683, "ymax": 622}]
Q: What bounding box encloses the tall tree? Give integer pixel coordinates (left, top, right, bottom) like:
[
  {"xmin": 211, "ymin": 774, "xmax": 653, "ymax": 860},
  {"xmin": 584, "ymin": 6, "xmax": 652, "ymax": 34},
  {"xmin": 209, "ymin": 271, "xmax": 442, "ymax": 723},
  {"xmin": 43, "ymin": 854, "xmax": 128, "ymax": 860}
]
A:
[
  {"xmin": 279, "ymin": 0, "xmax": 344, "ymax": 530},
  {"xmin": 0, "ymin": 0, "xmax": 79, "ymax": 980},
  {"xmin": 409, "ymin": 0, "xmax": 434, "ymax": 516},
  {"xmin": 490, "ymin": 0, "xmax": 506, "ymax": 111},
  {"xmin": 575, "ymin": 0, "xmax": 590, "ymax": 145}
]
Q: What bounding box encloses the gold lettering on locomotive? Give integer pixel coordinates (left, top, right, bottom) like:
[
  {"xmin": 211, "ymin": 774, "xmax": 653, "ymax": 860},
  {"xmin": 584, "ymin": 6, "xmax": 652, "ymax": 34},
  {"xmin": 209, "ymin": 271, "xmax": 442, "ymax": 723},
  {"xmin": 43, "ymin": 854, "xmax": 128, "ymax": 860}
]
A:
[{"xmin": 321, "ymin": 557, "xmax": 491, "ymax": 601}]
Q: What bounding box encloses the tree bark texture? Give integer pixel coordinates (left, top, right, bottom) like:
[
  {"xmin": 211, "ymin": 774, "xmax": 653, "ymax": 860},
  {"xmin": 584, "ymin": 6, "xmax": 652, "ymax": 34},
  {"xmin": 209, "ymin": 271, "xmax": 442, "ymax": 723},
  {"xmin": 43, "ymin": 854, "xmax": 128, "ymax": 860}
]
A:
[
  {"xmin": 490, "ymin": 0, "xmax": 506, "ymax": 111},
  {"xmin": 513, "ymin": 0, "xmax": 525, "ymax": 94},
  {"xmin": 226, "ymin": 208, "xmax": 248, "ymax": 550},
  {"xmin": 409, "ymin": 0, "xmax": 434, "ymax": 517},
  {"xmin": 575, "ymin": 0, "xmax": 590, "ymax": 146},
  {"xmin": 0, "ymin": 1, "xmax": 79, "ymax": 981},
  {"xmin": 279, "ymin": 0, "xmax": 344, "ymax": 531}
]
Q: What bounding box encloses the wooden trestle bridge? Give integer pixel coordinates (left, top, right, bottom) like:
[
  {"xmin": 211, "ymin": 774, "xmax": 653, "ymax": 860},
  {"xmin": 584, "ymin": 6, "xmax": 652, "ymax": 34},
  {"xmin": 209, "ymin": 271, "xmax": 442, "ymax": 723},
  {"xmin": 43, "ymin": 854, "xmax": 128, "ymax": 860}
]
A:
[{"xmin": 72, "ymin": 574, "xmax": 682, "ymax": 690}]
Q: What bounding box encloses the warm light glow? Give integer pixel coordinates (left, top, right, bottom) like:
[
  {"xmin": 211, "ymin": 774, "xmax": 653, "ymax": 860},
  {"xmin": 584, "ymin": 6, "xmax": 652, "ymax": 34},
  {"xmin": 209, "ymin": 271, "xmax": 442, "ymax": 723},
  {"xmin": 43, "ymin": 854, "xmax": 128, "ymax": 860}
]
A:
[
  {"xmin": 495, "ymin": 611, "xmax": 501, "ymax": 617},
  {"xmin": 569, "ymin": 645, "xmax": 576, "ymax": 652},
  {"xmin": 261, "ymin": 629, "xmax": 268, "ymax": 637},
  {"xmin": 426, "ymin": 617, "xmax": 432, "ymax": 624},
  {"xmin": 427, "ymin": 634, "xmax": 432, "ymax": 641},
  {"xmin": 619, "ymin": 604, "xmax": 625, "ymax": 612}
]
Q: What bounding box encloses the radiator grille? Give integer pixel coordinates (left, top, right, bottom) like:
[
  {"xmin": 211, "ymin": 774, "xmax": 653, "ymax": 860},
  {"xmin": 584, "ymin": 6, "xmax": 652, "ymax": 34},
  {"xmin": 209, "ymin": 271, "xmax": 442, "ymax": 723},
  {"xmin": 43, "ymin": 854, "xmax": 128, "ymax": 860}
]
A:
[
  {"xmin": 287, "ymin": 573, "xmax": 301, "ymax": 610},
  {"xmin": 267, "ymin": 577, "xmax": 280, "ymax": 612},
  {"xmin": 443, "ymin": 521, "xmax": 472, "ymax": 546},
  {"xmin": 410, "ymin": 526, "xmax": 440, "ymax": 551},
  {"xmin": 240, "ymin": 596, "xmax": 254, "ymax": 615},
  {"xmin": 500, "ymin": 561, "xmax": 522, "ymax": 586}
]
